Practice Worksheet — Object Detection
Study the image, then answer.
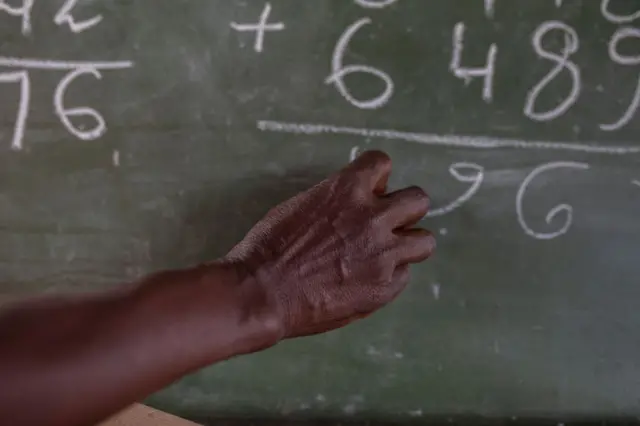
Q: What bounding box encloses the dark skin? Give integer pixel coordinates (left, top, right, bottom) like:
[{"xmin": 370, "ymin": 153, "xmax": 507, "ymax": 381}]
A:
[{"xmin": 0, "ymin": 151, "xmax": 435, "ymax": 426}]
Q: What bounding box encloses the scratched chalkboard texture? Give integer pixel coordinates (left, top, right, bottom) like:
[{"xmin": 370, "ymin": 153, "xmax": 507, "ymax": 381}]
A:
[{"xmin": 1, "ymin": 0, "xmax": 640, "ymax": 422}]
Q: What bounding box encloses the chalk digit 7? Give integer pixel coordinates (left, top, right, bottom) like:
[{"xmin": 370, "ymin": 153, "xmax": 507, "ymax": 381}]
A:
[{"xmin": 0, "ymin": 70, "xmax": 30, "ymax": 151}]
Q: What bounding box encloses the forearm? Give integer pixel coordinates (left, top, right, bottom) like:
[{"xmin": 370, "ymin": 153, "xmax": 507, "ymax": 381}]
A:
[{"xmin": 0, "ymin": 263, "xmax": 281, "ymax": 426}]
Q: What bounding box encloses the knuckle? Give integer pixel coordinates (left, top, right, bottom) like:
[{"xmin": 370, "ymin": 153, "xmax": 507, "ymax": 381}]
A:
[{"xmin": 359, "ymin": 150, "xmax": 392, "ymax": 172}]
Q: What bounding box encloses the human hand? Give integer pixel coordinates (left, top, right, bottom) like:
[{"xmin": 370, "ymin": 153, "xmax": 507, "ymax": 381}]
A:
[{"xmin": 226, "ymin": 151, "xmax": 435, "ymax": 339}]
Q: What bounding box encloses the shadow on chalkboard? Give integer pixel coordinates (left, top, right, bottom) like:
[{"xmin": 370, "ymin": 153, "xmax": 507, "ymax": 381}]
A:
[{"xmin": 163, "ymin": 168, "xmax": 330, "ymax": 267}]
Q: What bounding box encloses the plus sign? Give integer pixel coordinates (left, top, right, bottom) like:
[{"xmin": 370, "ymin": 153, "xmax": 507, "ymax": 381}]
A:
[{"xmin": 230, "ymin": 3, "xmax": 285, "ymax": 53}]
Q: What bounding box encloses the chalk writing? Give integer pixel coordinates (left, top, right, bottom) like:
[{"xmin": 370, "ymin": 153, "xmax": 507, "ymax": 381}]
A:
[
  {"xmin": 484, "ymin": 0, "xmax": 495, "ymax": 18},
  {"xmin": 257, "ymin": 121, "xmax": 640, "ymax": 155},
  {"xmin": 259, "ymin": 120, "xmax": 637, "ymax": 240},
  {"xmin": 55, "ymin": 68, "xmax": 106, "ymax": 141},
  {"xmin": 524, "ymin": 21, "xmax": 581, "ymax": 121},
  {"xmin": 227, "ymin": 2, "xmax": 640, "ymax": 129},
  {"xmin": 0, "ymin": 59, "xmax": 132, "ymax": 150},
  {"xmin": 601, "ymin": 27, "xmax": 640, "ymax": 131},
  {"xmin": 355, "ymin": 0, "xmax": 398, "ymax": 9},
  {"xmin": 607, "ymin": 26, "xmax": 640, "ymax": 66},
  {"xmin": 54, "ymin": 0, "xmax": 103, "ymax": 33},
  {"xmin": 0, "ymin": 0, "xmax": 33, "ymax": 35},
  {"xmin": 0, "ymin": 3, "xmax": 133, "ymax": 150},
  {"xmin": 450, "ymin": 22, "xmax": 497, "ymax": 103},
  {"xmin": 600, "ymin": 0, "xmax": 640, "ymax": 24},
  {"xmin": 427, "ymin": 163, "xmax": 484, "ymax": 217},
  {"xmin": 350, "ymin": 146, "xmax": 361, "ymax": 161},
  {"xmin": 326, "ymin": 17, "xmax": 394, "ymax": 109},
  {"xmin": 0, "ymin": 71, "xmax": 29, "ymax": 150},
  {"xmin": 0, "ymin": 0, "xmax": 102, "ymax": 35},
  {"xmin": 516, "ymin": 162, "xmax": 589, "ymax": 240},
  {"xmin": 230, "ymin": 3, "xmax": 285, "ymax": 53},
  {"xmin": 487, "ymin": 0, "xmax": 563, "ymax": 16}
]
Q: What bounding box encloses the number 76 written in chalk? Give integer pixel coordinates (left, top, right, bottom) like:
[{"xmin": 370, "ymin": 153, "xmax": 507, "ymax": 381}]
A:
[{"xmin": 0, "ymin": 59, "xmax": 133, "ymax": 151}]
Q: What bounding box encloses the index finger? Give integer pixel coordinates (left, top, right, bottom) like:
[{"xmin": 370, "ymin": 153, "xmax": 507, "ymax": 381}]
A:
[{"xmin": 343, "ymin": 150, "xmax": 392, "ymax": 195}]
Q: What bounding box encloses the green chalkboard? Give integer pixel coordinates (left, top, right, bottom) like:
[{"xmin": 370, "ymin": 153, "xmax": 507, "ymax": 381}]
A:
[{"xmin": 1, "ymin": 0, "xmax": 640, "ymax": 422}]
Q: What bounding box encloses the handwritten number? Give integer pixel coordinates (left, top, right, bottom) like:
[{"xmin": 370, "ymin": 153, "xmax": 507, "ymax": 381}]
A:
[
  {"xmin": 450, "ymin": 22, "xmax": 497, "ymax": 103},
  {"xmin": 427, "ymin": 163, "xmax": 484, "ymax": 217},
  {"xmin": 516, "ymin": 162, "xmax": 589, "ymax": 240},
  {"xmin": 54, "ymin": 68, "xmax": 106, "ymax": 141},
  {"xmin": 0, "ymin": 0, "xmax": 33, "ymax": 35},
  {"xmin": 601, "ymin": 27, "xmax": 640, "ymax": 131},
  {"xmin": 484, "ymin": 0, "xmax": 496, "ymax": 18},
  {"xmin": 54, "ymin": 0, "xmax": 103, "ymax": 33},
  {"xmin": 326, "ymin": 18, "xmax": 395, "ymax": 110},
  {"xmin": 0, "ymin": 71, "xmax": 30, "ymax": 151},
  {"xmin": 601, "ymin": 0, "xmax": 640, "ymax": 23},
  {"xmin": 524, "ymin": 21, "xmax": 581, "ymax": 122}
]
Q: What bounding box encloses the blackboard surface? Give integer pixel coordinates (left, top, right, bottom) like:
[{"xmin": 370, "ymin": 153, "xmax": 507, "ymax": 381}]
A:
[{"xmin": 1, "ymin": 0, "xmax": 640, "ymax": 422}]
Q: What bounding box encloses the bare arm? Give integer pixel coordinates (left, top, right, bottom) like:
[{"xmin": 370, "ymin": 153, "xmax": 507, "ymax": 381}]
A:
[
  {"xmin": 0, "ymin": 264, "xmax": 280, "ymax": 426},
  {"xmin": 0, "ymin": 151, "xmax": 435, "ymax": 426}
]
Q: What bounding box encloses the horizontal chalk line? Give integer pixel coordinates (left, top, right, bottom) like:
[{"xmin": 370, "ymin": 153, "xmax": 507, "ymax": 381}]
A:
[
  {"xmin": 257, "ymin": 120, "xmax": 640, "ymax": 155},
  {"xmin": 0, "ymin": 57, "xmax": 134, "ymax": 70}
]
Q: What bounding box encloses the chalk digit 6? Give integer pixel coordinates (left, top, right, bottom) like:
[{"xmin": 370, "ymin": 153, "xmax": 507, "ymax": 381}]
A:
[
  {"xmin": 54, "ymin": 68, "xmax": 106, "ymax": 141},
  {"xmin": 325, "ymin": 18, "xmax": 395, "ymax": 110},
  {"xmin": 516, "ymin": 161, "xmax": 589, "ymax": 240}
]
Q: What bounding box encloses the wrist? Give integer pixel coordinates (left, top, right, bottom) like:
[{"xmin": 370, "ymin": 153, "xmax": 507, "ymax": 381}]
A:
[{"xmin": 204, "ymin": 261, "xmax": 284, "ymax": 353}]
